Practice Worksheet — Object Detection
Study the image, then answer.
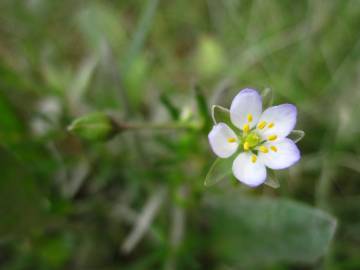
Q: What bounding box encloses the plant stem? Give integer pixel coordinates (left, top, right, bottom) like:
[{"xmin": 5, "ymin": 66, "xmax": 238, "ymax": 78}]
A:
[{"xmin": 113, "ymin": 121, "xmax": 196, "ymax": 132}]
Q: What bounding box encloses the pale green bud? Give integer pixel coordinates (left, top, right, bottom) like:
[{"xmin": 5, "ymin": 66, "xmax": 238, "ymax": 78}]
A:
[{"xmin": 67, "ymin": 112, "xmax": 116, "ymax": 141}]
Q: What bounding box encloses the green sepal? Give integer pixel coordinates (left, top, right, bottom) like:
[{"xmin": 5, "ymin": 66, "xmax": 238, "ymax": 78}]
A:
[
  {"xmin": 288, "ymin": 130, "xmax": 305, "ymax": 143},
  {"xmin": 261, "ymin": 87, "xmax": 273, "ymax": 108},
  {"xmin": 211, "ymin": 105, "xmax": 238, "ymax": 131},
  {"xmin": 264, "ymin": 170, "xmax": 280, "ymax": 189},
  {"xmin": 204, "ymin": 157, "xmax": 234, "ymax": 187}
]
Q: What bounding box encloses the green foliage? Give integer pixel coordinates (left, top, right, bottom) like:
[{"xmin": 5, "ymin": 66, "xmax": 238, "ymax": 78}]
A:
[
  {"xmin": 0, "ymin": 150, "xmax": 46, "ymax": 240},
  {"xmin": 207, "ymin": 194, "xmax": 337, "ymax": 267},
  {"xmin": 0, "ymin": 92, "xmax": 25, "ymax": 144}
]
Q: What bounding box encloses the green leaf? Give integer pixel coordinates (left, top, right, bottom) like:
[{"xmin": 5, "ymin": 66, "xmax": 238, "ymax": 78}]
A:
[
  {"xmin": 206, "ymin": 194, "xmax": 337, "ymax": 267},
  {"xmin": 0, "ymin": 148, "xmax": 46, "ymax": 240},
  {"xmin": 289, "ymin": 130, "xmax": 305, "ymax": 143},
  {"xmin": 264, "ymin": 170, "xmax": 280, "ymax": 189},
  {"xmin": 69, "ymin": 56, "xmax": 98, "ymax": 102},
  {"xmin": 123, "ymin": 55, "xmax": 149, "ymax": 109},
  {"xmin": 204, "ymin": 158, "xmax": 233, "ymax": 187},
  {"xmin": 195, "ymin": 86, "xmax": 211, "ymax": 132},
  {"xmin": 160, "ymin": 93, "xmax": 180, "ymax": 120},
  {"xmin": 39, "ymin": 233, "xmax": 73, "ymax": 268},
  {"xmin": 0, "ymin": 92, "xmax": 24, "ymax": 144},
  {"xmin": 261, "ymin": 87, "xmax": 273, "ymax": 108}
]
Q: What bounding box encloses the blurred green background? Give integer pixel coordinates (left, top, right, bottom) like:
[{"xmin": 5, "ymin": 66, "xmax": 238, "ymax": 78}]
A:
[{"xmin": 0, "ymin": 0, "xmax": 360, "ymax": 269}]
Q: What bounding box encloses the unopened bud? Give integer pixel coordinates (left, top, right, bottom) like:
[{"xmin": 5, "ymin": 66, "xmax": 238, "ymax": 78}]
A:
[{"xmin": 67, "ymin": 112, "xmax": 116, "ymax": 141}]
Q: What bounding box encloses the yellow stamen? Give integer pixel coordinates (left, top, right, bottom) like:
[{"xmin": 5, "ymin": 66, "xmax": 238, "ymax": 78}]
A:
[
  {"xmin": 267, "ymin": 135, "xmax": 277, "ymax": 141},
  {"xmin": 247, "ymin": 114, "xmax": 253, "ymax": 122},
  {"xmin": 259, "ymin": 146, "xmax": 269, "ymax": 153},
  {"xmin": 257, "ymin": 121, "xmax": 267, "ymax": 130},
  {"xmin": 270, "ymin": 146, "xmax": 278, "ymax": 152},
  {"xmin": 243, "ymin": 142, "xmax": 250, "ymax": 151},
  {"xmin": 268, "ymin": 122, "xmax": 275, "ymax": 128},
  {"xmin": 243, "ymin": 123, "xmax": 250, "ymax": 133},
  {"xmin": 227, "ymin": 137, "xmax": 237, "ymax": 143},
  {"xmin": 251, "ymin": 155, "xmax": 257, "ymax": 163}
]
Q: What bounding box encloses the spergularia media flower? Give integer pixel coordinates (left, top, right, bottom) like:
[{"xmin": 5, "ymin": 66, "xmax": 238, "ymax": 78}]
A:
[{"xmin": 208, "ymin": 88, "xmax": 301, "ymax": 187}]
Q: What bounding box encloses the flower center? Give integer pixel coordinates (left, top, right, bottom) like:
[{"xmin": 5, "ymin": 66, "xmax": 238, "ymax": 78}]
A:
[
  {"xmin": 226, "ymin": 117, "xmax": 280, "ymax": 164},
  {"xmin": 242, "ymin": 131, "xmax": 261, "ymax": 151}
]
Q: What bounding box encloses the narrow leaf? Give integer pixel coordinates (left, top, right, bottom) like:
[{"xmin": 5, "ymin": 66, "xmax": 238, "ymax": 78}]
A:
[
  {"xmin": 195, "ymin": 86, "xmax": 211, "ymax": 132},
  {"xmin": 160, "ymin": 93, "xmax": 180, "ymax": 120},
  {"xmin": 69, "ymin": 56, "xmax": 98, "ymax": 102}
]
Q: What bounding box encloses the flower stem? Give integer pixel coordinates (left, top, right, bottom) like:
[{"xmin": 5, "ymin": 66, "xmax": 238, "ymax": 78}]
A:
[{"xmin": 113, "ymin": 120, "xmax": 196, "ymax": 132}]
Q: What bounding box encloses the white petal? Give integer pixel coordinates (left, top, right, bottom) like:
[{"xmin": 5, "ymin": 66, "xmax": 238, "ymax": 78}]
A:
[
  {"xmin": 208, "ymin": 123, "xmax": 239, "ymax": 158},
  {"xmin": 232, "ymin": 152, "xmax": 267, "ymax": 187},
  {"xmin": 230, "ymin": 88, "xmax": 262, "ymax": 129},
  {"xmin": 258, "ymin": 104, "xmax": 297, "ymax": 138},
  {"xmin": 259, "ymin": 138, "xmax": 300, "ymax": 170}
]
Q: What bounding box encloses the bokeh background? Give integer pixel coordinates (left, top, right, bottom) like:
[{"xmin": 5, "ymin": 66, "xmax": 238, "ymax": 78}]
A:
[{"xmin": 0, "ymin": 0, "xmax": 360, "ymax": 269}]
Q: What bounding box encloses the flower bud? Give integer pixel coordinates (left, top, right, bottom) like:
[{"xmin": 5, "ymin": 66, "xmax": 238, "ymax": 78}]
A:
[{"xmin": 67, "ymin": 112, "xmax": 116, "ymax": 141}]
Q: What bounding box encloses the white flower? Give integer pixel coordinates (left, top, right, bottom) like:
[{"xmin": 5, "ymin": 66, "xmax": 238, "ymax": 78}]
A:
[{"xmin": 208, "ymin": 88, "xmax": 300, "ymax": 187}]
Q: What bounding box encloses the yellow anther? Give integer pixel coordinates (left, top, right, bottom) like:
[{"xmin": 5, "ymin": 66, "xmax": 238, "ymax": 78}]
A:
[
  {"xmin": 270, "ymin": 146, "xmax": 278, "ymax": 152},
  {"xmin": 257, "ymin": 121, "xmax": 267, "ymax": 130},
  {"xmin": 268, "ymin": 122, "xmax": 275, "ymax": 128},
  {"xmin": 243, "ymin": 142, "xmax": 250, "ymax": 151},
  {"xmin": 227, "ymin": 137, "xmax": 237, "ymax": 143},
  {"xmin": 243, "ymin": 123, "xmax": 250, "ymax": 133},
  {"xmin": 247, "ymin": 114, "xmax": 253, "ymax": 122},
  {"xmin": 267, "ymin": 135, "xmax": 277, "ymax": 141},
  {"xmin": 259, "ymin": 146, "xmax": 269, "ymax": 153},
  {"xmin": 251, "ymin": 155, "xmax": 257, "ymax": 163}
]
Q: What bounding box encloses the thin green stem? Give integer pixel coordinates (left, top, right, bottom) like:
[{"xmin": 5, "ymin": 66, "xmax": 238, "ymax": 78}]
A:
[{"xmin": 114, "ymin": 121, "xmax": 196, "ymax": 132}]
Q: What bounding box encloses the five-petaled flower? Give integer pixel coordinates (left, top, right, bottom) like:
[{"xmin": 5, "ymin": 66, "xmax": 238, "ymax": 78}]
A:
[{"xmin": 208, "ymin": 88, "xmax": 300, "ymax": 187}]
